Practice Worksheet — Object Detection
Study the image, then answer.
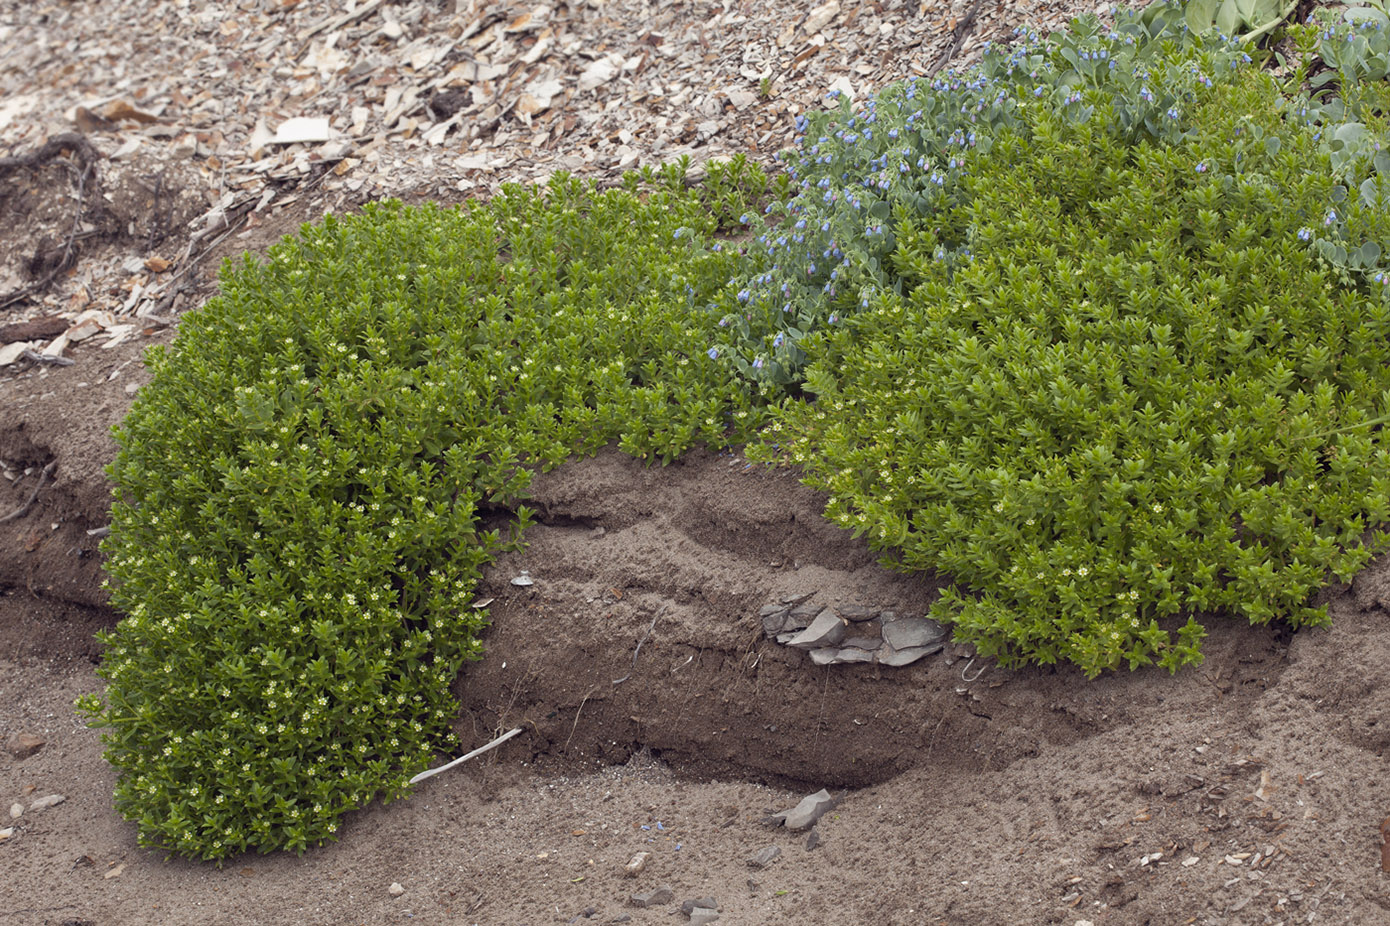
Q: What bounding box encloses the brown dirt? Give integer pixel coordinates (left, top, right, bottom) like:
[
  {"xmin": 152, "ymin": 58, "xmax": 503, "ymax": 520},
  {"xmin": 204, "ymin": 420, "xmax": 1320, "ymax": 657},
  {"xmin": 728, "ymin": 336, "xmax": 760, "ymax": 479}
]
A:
[
  {"xmin": 4, "ymin": 319, "xmax": 1390, "ymax": 925},
  {"xmin": 2, "ymin": 7, "xmax": 1389, "ymax": 926}
]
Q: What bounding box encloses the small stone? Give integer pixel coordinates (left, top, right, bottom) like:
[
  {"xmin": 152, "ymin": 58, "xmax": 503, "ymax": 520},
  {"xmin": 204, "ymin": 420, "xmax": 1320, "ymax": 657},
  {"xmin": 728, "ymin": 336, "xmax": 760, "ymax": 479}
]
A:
[
  {"xmin": 809, "ymin": 647, "xmax": 839, "ymax": 666},
  {"xmin": 628, "ymin": 885, "xmax": 674, "ymax": 908},
  {"xmin": 103, "ymin": 862, "xmax": 125, "ymax": 880},
  {"xmin": 759, "ymin": 605, "xmax": 791, "ymax": 636},
  {"xmin": 806, "ymin": 828, "xmax": 821, "ymax": 851},
  {"xmin": 388, "ymin": 882, "xmax": 405, "ymax": 897},
  {"xmin": 837, "ymin": 604, "xmax": 880, "ymax": 622},
  {"xmin": 772, "ymin": 789, "xmax": 836, "ymax": 832},
  {"xmin": 747, "ymin": 846, "xmax": 781, "ymax": 869},
  {"xmin": 689, "ymin": 910, "xmax": 720, "ymax": 926},
  {"xmin": 6, "ymin": 732, "xmax": 46, "ymax": 760},
  {"xmin": 8, "ymin": 803, "xmax": 20, "ymax": 820},
  {"xmin": 624, "ymin": 851, "xmax": 649, "ymax": 877},
  {"xmin": 877, "ymin": 642, "xmax": 945, "ymax": 667},
  {"xmin": 28, "ymin": 794, "xmax": 65, "ymax": 812},
  {"xmin": 0, "ymin": 827, "xmax": 13, "ymax": 841},
  {"xmin": 610, "ymin": 917, "xmax": 632, "ymax": 924},
  {"xmin": 510, "ymin": 571, "xmax": 534, "ymax": 587},
  {"xmin": 680, "ymin": 896, "xmax": 717, "ymax": 914},
  {"xmin": 880, "ymin": 616, "xmax": 949, "ymax": 651},
  {"xmin": 783, "ymin": 609, "xmax": 846, "ymax": 650},
  {"xmin": 829, "ymin": 646, "xmax": 875, "ymax": 664}
]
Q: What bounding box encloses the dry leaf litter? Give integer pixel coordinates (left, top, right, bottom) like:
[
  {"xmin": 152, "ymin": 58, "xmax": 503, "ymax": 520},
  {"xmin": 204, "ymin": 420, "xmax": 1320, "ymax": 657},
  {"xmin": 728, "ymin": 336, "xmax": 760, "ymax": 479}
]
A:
[{"xmin": 0, "ymin": 0, "xmax": 1111, "ymax": 372}]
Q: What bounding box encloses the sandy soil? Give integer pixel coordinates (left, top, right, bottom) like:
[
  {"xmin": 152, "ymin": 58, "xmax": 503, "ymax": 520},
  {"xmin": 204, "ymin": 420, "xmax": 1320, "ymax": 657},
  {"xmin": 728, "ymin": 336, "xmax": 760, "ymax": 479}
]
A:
[{"xmin": 2, "ymin": 1, "xmax": 1389, "ymax": 924}]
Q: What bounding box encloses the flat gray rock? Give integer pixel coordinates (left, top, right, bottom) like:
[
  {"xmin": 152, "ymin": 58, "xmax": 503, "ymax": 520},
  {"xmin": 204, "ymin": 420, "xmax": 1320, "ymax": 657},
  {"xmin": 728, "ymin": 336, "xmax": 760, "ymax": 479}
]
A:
[
  {"xmin": 759, "ymin": 604, "xmax": 791, "ymax": 636},
  {"xmin": 773, "ymin": 788, "xmax": 836, "ymax": 832},
  {"xmin": 6, "ymin": 732, "xmax": 45, "ymax": 760},
  {"xmin": 680, "ymin": 897, "xmax": 717, "ymax": 914},
  {"xmin": 809, "ymin": 647, "xmax": 840, "ymax": 666},
  {"xmin": 880, "ymin": 616, "xmax": 948, "ymax": 651},
  {"xmin": 842, "ymin": 635, "xmax": 880, "ymax": 649},
  {"xmin": 628, "ymin": 885, "xmax": 674, "ymax": 908},
  {"xmin": 783, "ymin": 610, "xmax": 846, "ymax": 650},
  {"xmin": 747, "ymin": 845, "xmax": 781, "ymax": 869},
  {"xmin": 837, "ymin": 604, "xmax": 880, "ymax": 621},
  {"xmin": 689, "ymin": 910, "xmax": 720, "ymax": 926},
  {"xmin": 877, "ymin": 641, "xmax": 945, "ymax": 667},
  {"xmin": 830, "ymin": 646, "xmax": 875, "ymax": 664}
]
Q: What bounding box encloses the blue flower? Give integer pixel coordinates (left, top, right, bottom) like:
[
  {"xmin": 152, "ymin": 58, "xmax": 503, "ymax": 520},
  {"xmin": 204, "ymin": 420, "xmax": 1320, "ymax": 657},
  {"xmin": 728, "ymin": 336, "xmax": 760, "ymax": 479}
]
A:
[
  {"xmin": 1298, "ymin": 227, "xmax": 1312, "ymax": 241},
  {"xmin": 707, "ymin": 347, "xmax": 719, "ymax": 360}
]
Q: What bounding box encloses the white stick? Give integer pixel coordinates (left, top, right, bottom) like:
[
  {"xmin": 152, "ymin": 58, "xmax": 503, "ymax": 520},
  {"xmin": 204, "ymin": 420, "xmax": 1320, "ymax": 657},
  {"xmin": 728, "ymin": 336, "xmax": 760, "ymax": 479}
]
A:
[{"xmin": 409, "ymin": 727, "xmax": 523, "ymax": 784}]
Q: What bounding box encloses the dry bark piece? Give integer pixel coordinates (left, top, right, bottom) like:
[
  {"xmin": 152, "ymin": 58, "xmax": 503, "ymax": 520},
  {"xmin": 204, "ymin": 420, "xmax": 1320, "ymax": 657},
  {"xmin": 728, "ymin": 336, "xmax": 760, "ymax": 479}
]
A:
[{"xmin": 0, "ymin": 316, "xmax": 68, "ymax": 344}]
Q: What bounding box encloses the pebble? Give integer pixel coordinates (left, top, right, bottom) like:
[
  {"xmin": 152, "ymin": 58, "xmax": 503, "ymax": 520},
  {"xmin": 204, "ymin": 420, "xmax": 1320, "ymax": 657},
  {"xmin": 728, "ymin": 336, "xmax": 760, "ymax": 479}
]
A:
[
  {"xmin": 624, "ymin": 851, "xmax": 649, "ymax": 877},
  {"xmin": 609, "ymin": 916, "xmax": 632, "ymax": 924},
  {"xmin": 28, "ymin": 794, "xmax": 65, "ymax": 812},
  {"xmin": 8, "ymin": 803, "xmax": 20, "ymax": 820},
  {"xmin": 782, "ymin": 610, "xmax": 846, "ymax": 650},
  {"xmin": 837, "ymin": 604, "xmax": 880, "ymax": 622},
  {"xmin": 759, "ymin": 600, "xmax": 951, "ymax": 667},
  {"xmin": 680, "ymin": 897, "xmax": 717, "ymax": 915},
  {"xmin": 5, "ymin": 732, "xmax": 46, "ymax": 760},
  {"xmin": 771, "ymin": 789, "xmax": 836, "ymax": 832},
  {"xmin": 388, "ymin": 882, "xmax": 405, "ymax": 897},
  {"xmin": 880, "ymin": 615, "xmax": 949, "ymax": 651},
  {"xmin": 747, "ymin": 846, "xmax": 781, "ymax": 869},
  {"xmin": 0, "ymin": 827, "xmax": 13, "ymax": 841},
  {"xmin": 806, "ymin": 828, "xmax": 821, "ymax": 851},
  {"xmin": 689, "ymin": 910, "xmax": 720, "ymax": 926},
  {"xmin": 628, "ymin": 885, "xmax": 674, "ymax": 908}
]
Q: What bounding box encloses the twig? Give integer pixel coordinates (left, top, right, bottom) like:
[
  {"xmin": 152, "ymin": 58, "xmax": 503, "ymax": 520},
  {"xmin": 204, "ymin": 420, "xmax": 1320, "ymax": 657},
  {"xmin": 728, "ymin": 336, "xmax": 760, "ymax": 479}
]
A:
[
  {"xmin": 564, "ymin": 686, "xmax": 596, "ymax": 753},
  {"xmin": 612, "ymin": 606, "xmax": 665, "ymax": 685},
  {"xmin": 408, "ymin": 726, "xmax": 522, "ymax": 784},
  {"xmin": 0, "ymin": 460, "xmax": 56, "ymax": 524},
  {"xmin": 928, "ymin": 0, "xmax": 984, "ymax": 77},
  {"xmin": 18, "ymin": 349, "xmax": 74, "ymax": 367}
]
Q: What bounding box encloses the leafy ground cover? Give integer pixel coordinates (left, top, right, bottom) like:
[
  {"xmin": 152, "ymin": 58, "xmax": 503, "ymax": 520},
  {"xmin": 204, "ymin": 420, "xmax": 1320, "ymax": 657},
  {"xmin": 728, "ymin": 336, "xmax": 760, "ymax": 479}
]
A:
[
  {"xmin": 79, "ymin": 0, "xmax": 1390, "ymax": 859},
  {"xmin": 78, "ymin": 162, "xmax": 771, "ymax": 859}
]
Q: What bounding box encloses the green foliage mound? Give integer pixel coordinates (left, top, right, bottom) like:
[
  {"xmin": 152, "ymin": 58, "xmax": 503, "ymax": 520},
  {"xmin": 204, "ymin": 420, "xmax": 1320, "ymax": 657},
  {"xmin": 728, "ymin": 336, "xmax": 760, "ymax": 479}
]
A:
[
  {"xmin": 757, "ymin": 68, "xmax": 1390, "ymax": 677},
  {"xmin": 76, "ymin": 161, "xmax": 770, "ymax": 860}
]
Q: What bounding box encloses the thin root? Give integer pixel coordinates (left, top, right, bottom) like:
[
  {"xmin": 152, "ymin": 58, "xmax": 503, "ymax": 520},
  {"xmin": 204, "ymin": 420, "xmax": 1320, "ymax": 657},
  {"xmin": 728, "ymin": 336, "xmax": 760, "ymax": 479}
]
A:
[{"xmin": 0, "ymin": 461, "xmax": 56, "ymax": 524}]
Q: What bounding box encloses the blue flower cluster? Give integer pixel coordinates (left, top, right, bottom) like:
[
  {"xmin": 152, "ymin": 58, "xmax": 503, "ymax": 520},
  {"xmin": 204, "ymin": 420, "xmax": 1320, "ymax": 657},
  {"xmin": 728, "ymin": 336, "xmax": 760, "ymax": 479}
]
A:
[{"xmin": 707, "ymin": 1, "xmax": 1280, "ymax": 388}]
